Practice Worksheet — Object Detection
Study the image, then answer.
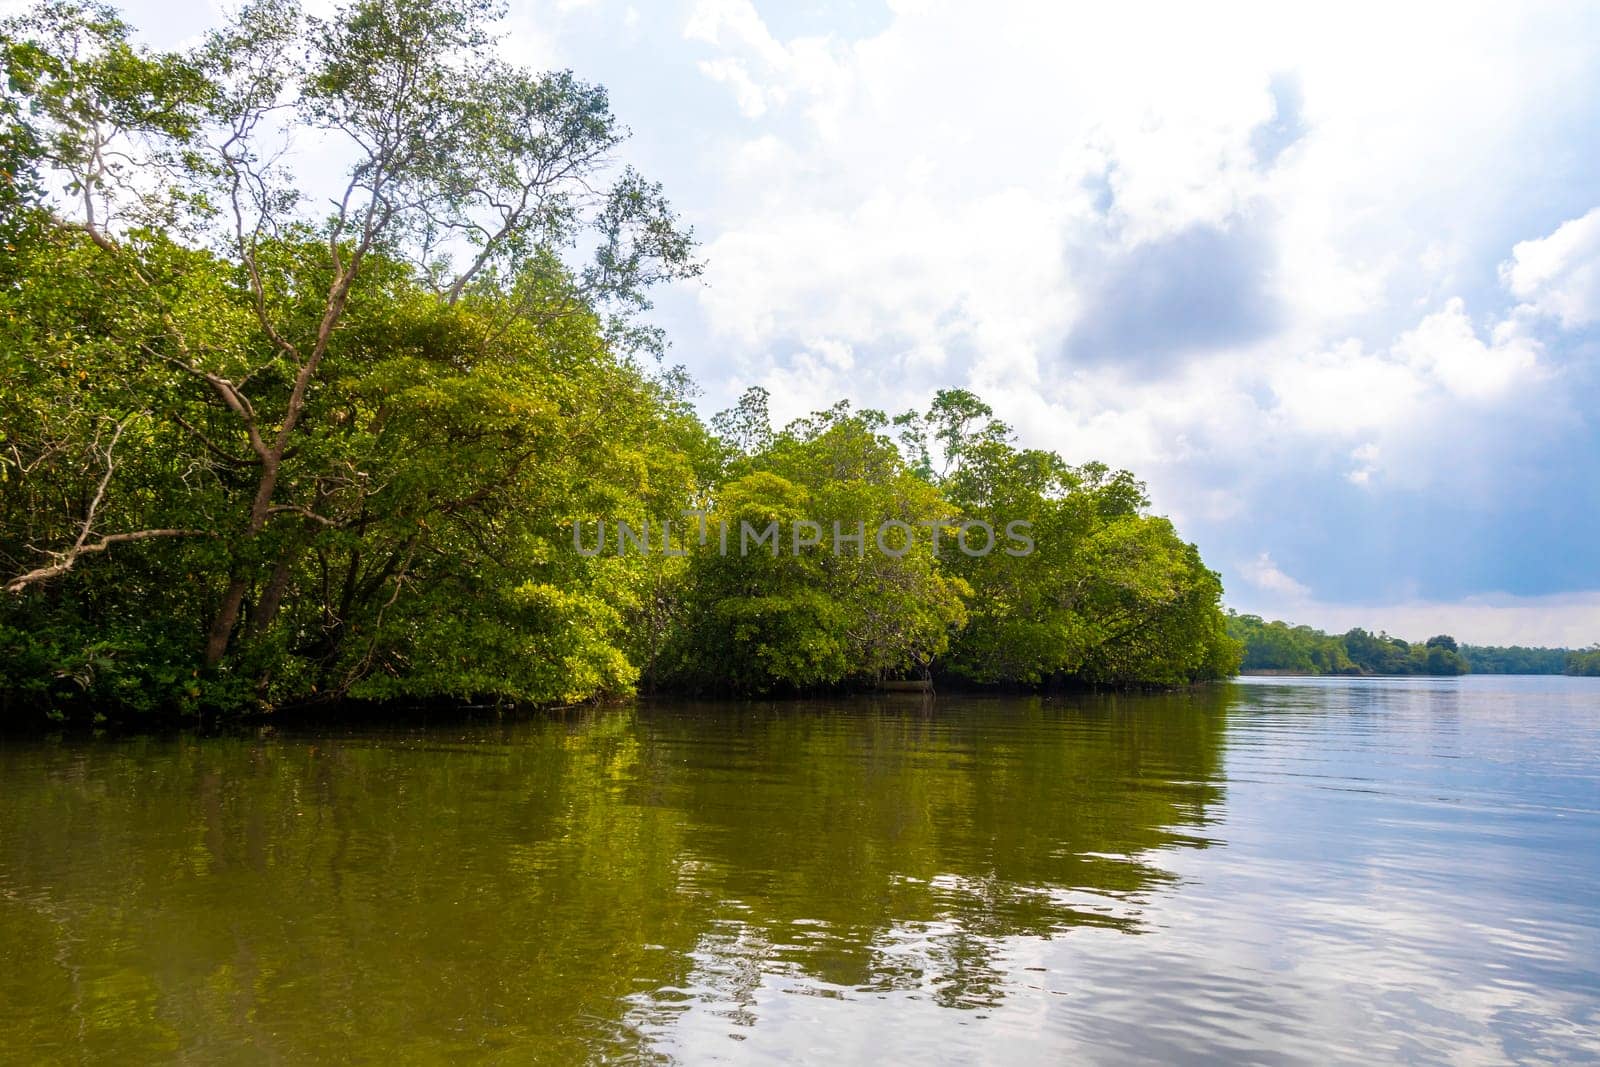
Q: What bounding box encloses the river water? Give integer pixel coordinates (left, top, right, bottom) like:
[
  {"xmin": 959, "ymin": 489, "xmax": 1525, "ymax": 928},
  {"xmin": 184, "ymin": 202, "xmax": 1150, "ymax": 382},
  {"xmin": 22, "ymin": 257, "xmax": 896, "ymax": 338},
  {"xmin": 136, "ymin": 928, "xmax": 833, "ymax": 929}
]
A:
[{"xmin": 1, "ymin": 675, "xmax": 1597, "ymax": 1063}]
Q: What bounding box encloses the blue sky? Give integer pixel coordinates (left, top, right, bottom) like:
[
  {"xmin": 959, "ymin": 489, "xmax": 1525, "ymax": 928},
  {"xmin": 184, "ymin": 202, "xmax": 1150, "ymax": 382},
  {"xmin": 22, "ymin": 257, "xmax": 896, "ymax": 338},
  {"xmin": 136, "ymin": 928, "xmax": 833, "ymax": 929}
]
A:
[{"xmin": 66, "ymin": 0, "xmax": 1600, "ymax": 644}]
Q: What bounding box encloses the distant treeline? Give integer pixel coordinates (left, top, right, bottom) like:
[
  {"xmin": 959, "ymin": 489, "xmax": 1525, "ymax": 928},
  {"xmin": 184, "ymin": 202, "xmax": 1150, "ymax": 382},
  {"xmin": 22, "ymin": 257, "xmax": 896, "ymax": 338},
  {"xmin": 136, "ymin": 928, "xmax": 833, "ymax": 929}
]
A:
[
  {"xmin": 1459, "ymin": 646, "xmax": 1566, "ymax": 674},
  {"xmin": 1564, "ymin": 648, "xmax": 1600, "ymax": 676},
  {"xmin": 1227, "ymin": 613, "xmax": 1600, "ymax": 677}
]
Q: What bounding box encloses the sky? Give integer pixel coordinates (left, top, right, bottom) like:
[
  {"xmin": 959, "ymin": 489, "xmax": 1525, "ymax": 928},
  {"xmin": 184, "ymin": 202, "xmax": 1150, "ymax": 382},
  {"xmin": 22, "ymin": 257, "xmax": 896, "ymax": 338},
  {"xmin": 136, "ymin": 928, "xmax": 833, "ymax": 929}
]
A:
[{"xmin": 61, "ymin": 0, "xmax": 1600, "ymax": 645}]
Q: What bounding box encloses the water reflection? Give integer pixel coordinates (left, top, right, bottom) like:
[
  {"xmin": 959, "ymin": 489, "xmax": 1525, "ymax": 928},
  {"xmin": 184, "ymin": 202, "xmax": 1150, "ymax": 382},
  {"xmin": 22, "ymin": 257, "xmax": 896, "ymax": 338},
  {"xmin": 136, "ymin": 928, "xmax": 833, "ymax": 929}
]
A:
[
  {"xmin": 0, "ymin": 692, "xmax": 1225, "ymax": 1061},
  {"xmin": 2, "ymin": 678, "xmax": 1597, "ymax": 1062}
]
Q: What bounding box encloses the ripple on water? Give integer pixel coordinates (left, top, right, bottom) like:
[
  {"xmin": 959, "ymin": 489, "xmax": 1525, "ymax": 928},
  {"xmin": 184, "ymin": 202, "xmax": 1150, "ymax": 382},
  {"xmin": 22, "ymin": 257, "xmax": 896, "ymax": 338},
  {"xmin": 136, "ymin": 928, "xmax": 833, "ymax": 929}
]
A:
[{"xmin": 0, "ymin": 677, "xmax": 1597, "ymax": 1062}]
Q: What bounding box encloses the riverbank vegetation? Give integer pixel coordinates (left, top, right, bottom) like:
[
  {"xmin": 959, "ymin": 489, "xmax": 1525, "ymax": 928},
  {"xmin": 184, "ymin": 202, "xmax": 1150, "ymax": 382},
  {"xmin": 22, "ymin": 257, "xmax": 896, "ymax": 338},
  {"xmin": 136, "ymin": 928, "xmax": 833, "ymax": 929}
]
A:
[
  {"xmin": 1459, "ymin": 645, "xmax": 1570, "ymax": 675},
  {"xmin": 1227, "ymin": 613, "xmax": 1598, "ymax": 677},
  {"xmin": 0, "ymin": 0, "xmax": 1239, "ymax": 721}
]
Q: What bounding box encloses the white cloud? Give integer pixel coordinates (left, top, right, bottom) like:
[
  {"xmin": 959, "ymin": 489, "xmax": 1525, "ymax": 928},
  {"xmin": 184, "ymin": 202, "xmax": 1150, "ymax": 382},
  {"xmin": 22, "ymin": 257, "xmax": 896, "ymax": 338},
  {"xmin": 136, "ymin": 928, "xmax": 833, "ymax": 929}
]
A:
[
  {"xmin": 697, "ymin": 57, "xmax": 774, "ymax": 118},
  {"xmin": 1502, "ymin": 206, "xmax": 1600, "ymax": 329},
  {"xmin": 755, "ymin": 341, "xmax": 857, "ymax": 426},
  {"xmin": 1266, "ymin": 298, "xmax": 1546, "ymax": 484},
  {"xmin": 1269, "ymin": 340, "xmax": 1427, "ymax": 438},
  {"xmin": 1391, "ymin": 299, "xmax": 1541, "ymax": 400},
  {"xmin": 683, "ymin": 0, "xmax": 783, "ymax": 58},
  {"xmin": 1346, "ymin": 443, "xmax": 1380, "ymax": 487},
  {"xmin": 1242, "ymin": 552, "xmax": 1312, "ymax": 599},
  {"xmin": 683, "ymin": 0, "xmax": 853, "ymax": 125}
]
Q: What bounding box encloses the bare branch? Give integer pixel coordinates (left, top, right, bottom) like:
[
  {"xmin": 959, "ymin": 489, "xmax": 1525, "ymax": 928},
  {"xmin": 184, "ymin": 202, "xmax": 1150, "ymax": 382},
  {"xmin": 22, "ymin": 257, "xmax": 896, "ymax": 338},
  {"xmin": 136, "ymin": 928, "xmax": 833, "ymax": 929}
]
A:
[
  {"xmin": 150, "ymin": 347, "xmax": 270, "ymax": 459},
  {"xmin": 5, "ymin": 529, "xmax": 215, "ymax": 594},
  {"xmin": 2, "ymin": 413, "xmax": 217, "ymax": 594}
]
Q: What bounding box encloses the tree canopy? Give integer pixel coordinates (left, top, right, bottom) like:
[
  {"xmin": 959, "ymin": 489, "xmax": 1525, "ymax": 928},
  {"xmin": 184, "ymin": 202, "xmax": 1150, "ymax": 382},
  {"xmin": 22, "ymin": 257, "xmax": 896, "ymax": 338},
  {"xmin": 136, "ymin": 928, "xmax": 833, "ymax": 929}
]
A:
[{"xmin": 1, "ymin": 0, "xmax": 1242, "ymax": 721}]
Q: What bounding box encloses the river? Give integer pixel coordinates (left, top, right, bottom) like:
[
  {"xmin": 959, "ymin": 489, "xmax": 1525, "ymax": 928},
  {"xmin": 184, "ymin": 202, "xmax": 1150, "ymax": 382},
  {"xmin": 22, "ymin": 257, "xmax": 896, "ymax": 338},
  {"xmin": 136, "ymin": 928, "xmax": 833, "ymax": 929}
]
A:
[{"xmin": 1, "ymin": 675, "xmax": 1597, "ymax": 1063}]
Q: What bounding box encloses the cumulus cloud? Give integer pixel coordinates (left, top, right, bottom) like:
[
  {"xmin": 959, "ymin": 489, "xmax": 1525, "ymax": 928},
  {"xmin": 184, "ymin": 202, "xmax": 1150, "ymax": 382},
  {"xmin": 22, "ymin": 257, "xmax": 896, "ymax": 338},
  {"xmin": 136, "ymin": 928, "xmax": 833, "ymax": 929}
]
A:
[
  {"xmin": 1390, "ymin": 300, "xmax": 1541, "ymax": 400},
  {"xmin": 1242, "ymin": 552, "xmax": 1312, "ymax": 599},
  {"xmin": 683, "ymin": 0, "xmax": 853, "ymax": 122},
  {"xmin": 1266, "ymin": 298, "xmax": 1547, "ymax": 487},
  {"xmin": 1502, "ymin": 207, "xmax": 1600, "ymax": 330}
]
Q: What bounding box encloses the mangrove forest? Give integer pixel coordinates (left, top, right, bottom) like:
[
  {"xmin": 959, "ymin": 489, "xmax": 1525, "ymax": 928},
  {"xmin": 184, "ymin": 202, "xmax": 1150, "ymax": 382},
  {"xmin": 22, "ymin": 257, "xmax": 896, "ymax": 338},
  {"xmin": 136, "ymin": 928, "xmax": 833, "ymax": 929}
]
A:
[{"xmin": 0, "ymin": 0, "xmax": 1239, "ymax": 722}]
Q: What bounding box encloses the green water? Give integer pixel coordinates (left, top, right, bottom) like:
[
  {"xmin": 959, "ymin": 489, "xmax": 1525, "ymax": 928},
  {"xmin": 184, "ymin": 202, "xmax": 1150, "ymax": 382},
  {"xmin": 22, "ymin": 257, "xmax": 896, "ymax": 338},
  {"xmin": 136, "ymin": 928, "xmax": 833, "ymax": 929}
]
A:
[{"xmin": 2, "ymin": 676, "xmax": 1597, "ymax": 1063}]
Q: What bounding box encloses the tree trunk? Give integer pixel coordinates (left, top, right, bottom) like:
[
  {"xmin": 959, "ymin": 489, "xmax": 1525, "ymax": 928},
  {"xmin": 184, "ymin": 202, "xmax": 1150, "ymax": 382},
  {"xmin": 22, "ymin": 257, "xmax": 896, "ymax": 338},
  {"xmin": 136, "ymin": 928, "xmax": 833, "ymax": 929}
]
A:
[
  {"xmin": 205, "ymin": 577, "xmax": 250, "ymax": 667},
  {"xmin": 249, "ymin": 548, "xmax": 300, "ymax": 637},
  {"xmin": 204, "ymin": 456, "xmax": 283, "ymax": 667}
]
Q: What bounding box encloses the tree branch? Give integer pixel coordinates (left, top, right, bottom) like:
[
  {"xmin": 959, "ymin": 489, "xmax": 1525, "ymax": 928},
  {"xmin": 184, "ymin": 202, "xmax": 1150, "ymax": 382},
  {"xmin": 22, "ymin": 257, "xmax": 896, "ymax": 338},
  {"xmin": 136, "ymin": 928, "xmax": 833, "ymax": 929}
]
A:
[{"xmin": 5, "ymin": 529, "xmax": 214, "ymax": 594}]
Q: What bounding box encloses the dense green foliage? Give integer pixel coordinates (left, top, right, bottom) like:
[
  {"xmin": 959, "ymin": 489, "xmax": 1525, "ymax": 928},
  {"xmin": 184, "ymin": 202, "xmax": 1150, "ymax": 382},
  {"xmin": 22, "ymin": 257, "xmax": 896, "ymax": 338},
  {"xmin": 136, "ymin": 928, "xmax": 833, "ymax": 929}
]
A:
[
  {"xmin": 1226, "ymin": 613, "xmax": 1470, "ymax": 675},
  {"xmin": 656, "ymin": 400, "xmax": 971, "ymax": 693},
  {"xmin": 0, "ymin": 0, "xmax": 1239, "ymax": 720},
  {"xmin": 1568, "ymin": 647, "xmax": 1600, "ymax": 677},
  {"xmin": 652, "ymin": 390, "xmax": 1239, "ymax": 693},
  {"xmin": 901, "ymin": 392, "xmax": 1238, "ymax": 688},
  {"xmin": 1459, "ymin": 645, "xmax": 1572, "ymax": 675}
]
